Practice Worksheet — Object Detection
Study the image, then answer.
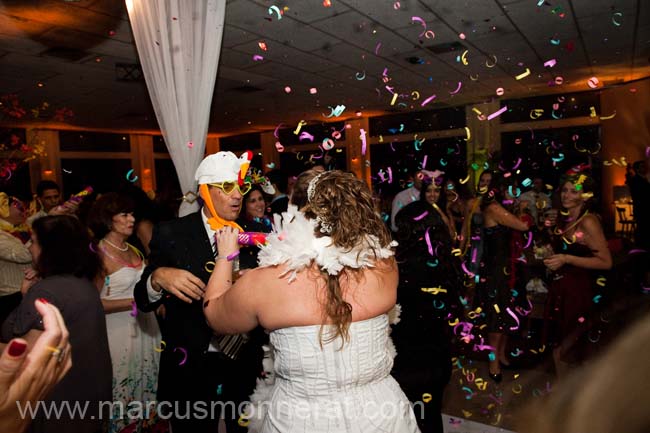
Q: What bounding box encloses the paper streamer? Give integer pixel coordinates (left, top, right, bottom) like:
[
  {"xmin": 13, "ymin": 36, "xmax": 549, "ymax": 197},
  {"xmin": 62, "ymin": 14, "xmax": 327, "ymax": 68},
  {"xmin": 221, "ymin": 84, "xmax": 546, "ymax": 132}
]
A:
[
  {"xmin": 487, "ymin": 106, "xmax": 507, "ymax": 121},
  {"xmin": 515, "ymin": 68, "xmax": 531, "ymax": 80},
  {"xmin": 449, "ymin": 82, "xmax": 462, "ymax": 95},
  {"xmin": 421, "ymin": 94, "xmax": 437, "ymax": 106}
]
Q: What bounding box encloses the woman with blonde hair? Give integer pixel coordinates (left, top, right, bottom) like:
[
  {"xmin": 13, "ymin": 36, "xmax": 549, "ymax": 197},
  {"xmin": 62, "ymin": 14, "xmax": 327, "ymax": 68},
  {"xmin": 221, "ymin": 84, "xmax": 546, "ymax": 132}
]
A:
[{"xmin": 203, "ymin": 170, "xmax": 420, "ymax": 432}]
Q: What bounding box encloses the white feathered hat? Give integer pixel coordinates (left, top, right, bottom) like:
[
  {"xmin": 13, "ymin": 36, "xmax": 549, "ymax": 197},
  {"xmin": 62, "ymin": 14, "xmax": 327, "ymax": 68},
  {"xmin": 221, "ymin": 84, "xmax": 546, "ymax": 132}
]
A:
[{"xmin": 194, "ymin": 151, "xmax": 252, "ymax": 185}]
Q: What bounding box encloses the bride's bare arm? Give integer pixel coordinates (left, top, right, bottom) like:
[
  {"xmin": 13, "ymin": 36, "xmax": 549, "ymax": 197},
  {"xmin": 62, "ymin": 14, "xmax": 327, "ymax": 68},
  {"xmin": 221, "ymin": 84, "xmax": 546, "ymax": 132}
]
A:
[
  {"xmin": 203, "ymin": 227, "xmax": 259, "ymax": 334},
  {"xmin": 203, "ymin": 267, "xmax": 260, "ymax": 334}
]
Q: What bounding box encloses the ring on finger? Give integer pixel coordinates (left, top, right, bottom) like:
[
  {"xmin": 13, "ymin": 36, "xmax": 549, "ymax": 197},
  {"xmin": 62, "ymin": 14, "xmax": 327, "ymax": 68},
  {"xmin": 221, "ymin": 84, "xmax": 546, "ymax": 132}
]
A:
[
  {"xmin": 56, "ymin": 346, "xmax": 67, "ymax": 364},
  {"xmin": 48, "ymin": 345, "xmax": 67, "ymax": 363}
]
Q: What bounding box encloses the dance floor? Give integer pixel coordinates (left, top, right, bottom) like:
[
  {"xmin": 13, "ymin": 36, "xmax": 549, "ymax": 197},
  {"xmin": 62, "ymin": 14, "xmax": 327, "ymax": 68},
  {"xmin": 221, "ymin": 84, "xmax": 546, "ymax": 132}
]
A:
[{"xmin": 443, "ymin": 414, "xmax": 515, "ymax": 433}]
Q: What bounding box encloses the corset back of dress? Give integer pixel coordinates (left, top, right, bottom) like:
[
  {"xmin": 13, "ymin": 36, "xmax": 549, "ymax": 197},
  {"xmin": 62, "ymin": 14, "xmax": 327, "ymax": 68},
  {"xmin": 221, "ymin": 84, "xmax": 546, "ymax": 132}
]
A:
[{"xmin": 269, "ymin": 314, "xmax": 393, "ymax": 399}]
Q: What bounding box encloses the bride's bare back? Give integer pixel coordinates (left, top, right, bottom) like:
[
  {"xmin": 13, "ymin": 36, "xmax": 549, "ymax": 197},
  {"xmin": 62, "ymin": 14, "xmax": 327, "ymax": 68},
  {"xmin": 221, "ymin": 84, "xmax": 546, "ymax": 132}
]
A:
[{"xmin": 235, "ymin": 258, "xmax": 398, "ymax": 331}]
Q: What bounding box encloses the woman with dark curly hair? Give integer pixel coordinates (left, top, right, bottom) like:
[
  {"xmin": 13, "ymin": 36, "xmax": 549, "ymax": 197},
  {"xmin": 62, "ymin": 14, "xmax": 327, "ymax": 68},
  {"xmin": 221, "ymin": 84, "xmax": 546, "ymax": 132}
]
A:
[
  {"xmin": 543, "ymin": 173, "xmax": 612, "ymax": 377},
  {"xmin": 202, "ymin": 170, "xmax": 420, "ymax": 433},
  {"xmin": 1, "ymin": 215, "xmax": 111, "ymax": 433}
]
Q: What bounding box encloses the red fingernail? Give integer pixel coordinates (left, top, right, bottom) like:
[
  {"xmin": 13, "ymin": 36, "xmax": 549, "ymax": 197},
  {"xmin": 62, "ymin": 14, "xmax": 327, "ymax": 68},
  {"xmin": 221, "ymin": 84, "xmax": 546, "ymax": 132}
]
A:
[
  {"xmin": 8, "ymin": 340, "xmax": 27, "ymax": 357},
  {"xmin": 37, "ymin": 298, "xmax": 49, "ymax": 304}
]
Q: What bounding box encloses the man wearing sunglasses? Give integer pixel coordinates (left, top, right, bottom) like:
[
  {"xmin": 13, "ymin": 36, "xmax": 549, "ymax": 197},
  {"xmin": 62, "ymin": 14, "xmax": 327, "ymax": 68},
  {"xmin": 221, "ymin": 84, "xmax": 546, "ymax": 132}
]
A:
[{"xmin": 134, "ymin": 151, "xmax": 261, "ymax": 433}]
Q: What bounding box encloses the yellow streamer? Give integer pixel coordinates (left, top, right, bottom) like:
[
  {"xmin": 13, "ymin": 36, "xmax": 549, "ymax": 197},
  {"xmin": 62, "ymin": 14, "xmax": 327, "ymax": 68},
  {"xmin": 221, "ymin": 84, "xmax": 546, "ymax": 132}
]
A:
[{"xmin": 515, "ymin": 68, "xmax": 531, "ymax": 80}]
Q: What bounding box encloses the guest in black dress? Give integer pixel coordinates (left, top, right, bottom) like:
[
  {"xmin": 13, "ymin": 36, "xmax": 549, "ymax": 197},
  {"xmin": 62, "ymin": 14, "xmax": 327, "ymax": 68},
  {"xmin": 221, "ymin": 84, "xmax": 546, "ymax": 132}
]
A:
[
  {"xmin": 392, "ymin": 174, "xmax": 461, "ymax": 433},
  {"xmin": 476, "ymin": 175, "xmax": 530, "ymax": 382},
  {"xmin": 1, "ymin": 215, "xmax": 112, "ymax": 433}
]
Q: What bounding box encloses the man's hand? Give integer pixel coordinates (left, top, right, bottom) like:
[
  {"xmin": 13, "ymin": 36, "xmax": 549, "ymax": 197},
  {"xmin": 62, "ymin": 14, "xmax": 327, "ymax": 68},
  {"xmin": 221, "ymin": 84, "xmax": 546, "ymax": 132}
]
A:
[
  {"xmin": 48, "ymin": 200, "xmax": 79, "ymax": 216},
  {"xmin": 151, "ymin": 267, "xmax": 205, "ymax": 303}
]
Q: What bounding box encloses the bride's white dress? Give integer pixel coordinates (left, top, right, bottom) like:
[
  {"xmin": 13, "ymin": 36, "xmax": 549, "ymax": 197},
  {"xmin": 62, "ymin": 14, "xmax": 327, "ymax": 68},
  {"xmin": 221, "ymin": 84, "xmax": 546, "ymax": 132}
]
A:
[
  {"xmin": 255, "ymin": 314, "xmax": 420, "ymax": 433},
  {"xmin": 246, "ymin": 206, "xmax": 420, "ymax": 433}
]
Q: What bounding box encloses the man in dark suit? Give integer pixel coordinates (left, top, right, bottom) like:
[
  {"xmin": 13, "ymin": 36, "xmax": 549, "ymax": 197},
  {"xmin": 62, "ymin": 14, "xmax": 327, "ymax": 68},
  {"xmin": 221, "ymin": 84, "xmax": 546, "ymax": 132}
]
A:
[{"xmin": 134, "ymin": 151, "xmax": 261, "ymax": 433}]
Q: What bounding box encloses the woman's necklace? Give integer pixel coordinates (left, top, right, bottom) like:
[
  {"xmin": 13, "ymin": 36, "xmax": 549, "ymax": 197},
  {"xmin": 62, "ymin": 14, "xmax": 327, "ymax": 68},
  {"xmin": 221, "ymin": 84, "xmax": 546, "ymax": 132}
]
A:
[
  {"xmin": 555, "ymin": 210, "xmax": 589, "ymax": 244},
  {"xmin": 102, "ymin": 238, "xmax": 128, "ymax": 252}
]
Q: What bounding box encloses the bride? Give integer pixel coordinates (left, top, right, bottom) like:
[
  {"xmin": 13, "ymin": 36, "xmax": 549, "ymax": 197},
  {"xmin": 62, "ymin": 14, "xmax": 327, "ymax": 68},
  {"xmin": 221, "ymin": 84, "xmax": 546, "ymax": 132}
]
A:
[{"xmin": 203, "ymin": 170, "xmax": 420, "ymax": 433}]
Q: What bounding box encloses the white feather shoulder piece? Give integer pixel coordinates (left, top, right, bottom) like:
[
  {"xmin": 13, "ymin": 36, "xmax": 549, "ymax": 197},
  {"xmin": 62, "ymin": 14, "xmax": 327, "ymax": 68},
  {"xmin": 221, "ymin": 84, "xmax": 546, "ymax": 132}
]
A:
[{"xmin": 258, "ymin": 205, "xmax": 397, "ymax": 282}]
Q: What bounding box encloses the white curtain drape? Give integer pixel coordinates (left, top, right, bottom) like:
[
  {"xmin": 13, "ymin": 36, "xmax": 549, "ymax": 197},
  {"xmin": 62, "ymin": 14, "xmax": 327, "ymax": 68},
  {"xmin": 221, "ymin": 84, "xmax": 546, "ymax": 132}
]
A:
[{"xmin": 126, "ymin": 0, "xmax": 225, "ymax": 216}]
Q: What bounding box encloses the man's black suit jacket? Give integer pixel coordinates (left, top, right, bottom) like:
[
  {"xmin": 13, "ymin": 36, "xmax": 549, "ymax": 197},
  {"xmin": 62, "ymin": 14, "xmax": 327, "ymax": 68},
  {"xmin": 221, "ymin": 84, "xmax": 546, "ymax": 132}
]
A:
[{"xmin": 133, "ymin": 211, "xmax": 217, "ymax": 402}]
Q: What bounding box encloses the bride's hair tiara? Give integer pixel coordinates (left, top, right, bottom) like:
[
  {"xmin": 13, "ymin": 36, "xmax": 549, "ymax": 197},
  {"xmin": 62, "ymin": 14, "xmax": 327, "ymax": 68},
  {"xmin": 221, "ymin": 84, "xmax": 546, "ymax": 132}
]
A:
[{"xmin": 306, "ymin": 171, "xmax": 328, "ymax": 204}]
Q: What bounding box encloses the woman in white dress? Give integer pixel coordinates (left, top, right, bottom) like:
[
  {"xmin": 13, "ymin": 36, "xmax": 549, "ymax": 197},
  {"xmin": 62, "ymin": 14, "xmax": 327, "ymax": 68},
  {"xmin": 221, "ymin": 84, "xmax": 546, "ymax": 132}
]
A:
[
  {"xmin": 88, "ymin": 193, "xmax": 162, "ymax": 433},
  {"xmin": 203, "ymin": 170, "xmax": 421, "ymax": 433}
]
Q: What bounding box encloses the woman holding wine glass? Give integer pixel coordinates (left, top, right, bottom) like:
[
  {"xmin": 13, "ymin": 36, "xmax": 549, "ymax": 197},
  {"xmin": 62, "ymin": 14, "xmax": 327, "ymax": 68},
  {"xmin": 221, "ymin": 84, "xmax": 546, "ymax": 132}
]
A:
[{"xmin": 543, "ymin": 173, "xmax": 612, "ymax": 377}]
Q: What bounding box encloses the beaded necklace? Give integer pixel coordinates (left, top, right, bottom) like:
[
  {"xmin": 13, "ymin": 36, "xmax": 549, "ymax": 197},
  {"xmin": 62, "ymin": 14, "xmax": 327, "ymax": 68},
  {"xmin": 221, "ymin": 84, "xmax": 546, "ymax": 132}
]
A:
[
  {"xmin": 554, "ymin": 210, "xmax": 589, "ymax": 244},
  {"xmin": 99, "ymin": 241, "xmax": 144, "ymax": 268}
]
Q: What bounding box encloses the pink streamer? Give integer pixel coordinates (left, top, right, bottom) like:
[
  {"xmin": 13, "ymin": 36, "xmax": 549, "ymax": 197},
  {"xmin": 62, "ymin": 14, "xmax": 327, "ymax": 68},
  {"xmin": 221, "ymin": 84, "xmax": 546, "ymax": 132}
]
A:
[
  {"xmin": 487, "ymin": 105, "xmax": 508, "ymax": 120},
  {"xmin": 387, "ymin": 167, "xmax": 393, "ymax": 183},
  {"xmin": 506, "ymin": 307, "xmax": 520, "ymax": 331},
  {"xmin": 425, "ymin": 227, "xmax": 433, "ymax": 255},
  {"xmin": 421, "ymin": 94, "xmax": 437, "ymax": 106},
  {"xmin": 273, "ymin": 123, "xmax": 284, "ymax": 138},
  {"xmin": 413, "ymin": 211, "xmax": 429, "ymax": 221},
  {"xmin": 449, "ymin": 82, "xmax": 462, "ymax": 95},
  {"xmin": 360, "ymin": 128, "xmax": 367, "ymax": 155},
  {"xmin": 461, "ymin": 261, "xmax": 475, "ymax": 277},
  {"xmin": 523, "ymin": 231, "xmax": 533, "ymax": 249}
]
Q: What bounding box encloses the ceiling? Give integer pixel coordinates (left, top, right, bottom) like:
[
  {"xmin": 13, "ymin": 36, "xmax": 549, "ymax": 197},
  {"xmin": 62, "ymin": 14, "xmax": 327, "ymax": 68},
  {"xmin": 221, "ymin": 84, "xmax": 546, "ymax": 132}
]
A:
[{"xmin": 0, "ymin": 0, "xmax": 648, "ymax": 136}]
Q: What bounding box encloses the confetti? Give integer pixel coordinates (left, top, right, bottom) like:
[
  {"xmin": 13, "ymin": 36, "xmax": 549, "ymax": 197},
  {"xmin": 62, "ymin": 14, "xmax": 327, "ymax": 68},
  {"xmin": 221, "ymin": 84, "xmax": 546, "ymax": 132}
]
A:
[
  {"xmin": 173, "ymin": 347, "xmax": 188, "ymax": 365},
  {"xmin": 449, "ymin": 82, "xmax": 462, "ymax": 95},
  {"xmin": 252, "ymin": 55, "xmax": 264, "ymax": 61},
  {"xmin": 515, "ymin": 68, "xmax": 531, "ymax": 80},
  {"xmin": 421, "ymin": 94, "xmax": 437, "ymax": 107},
  {"xmin": 544, "ymin": 59, "xmax": 557, "ymax": 68},
  {"xmin": 126, "ymin": 169, "xmax": 138, "ymax": 183},
  {"xmin": 612, "ymin": 12, "xmax": 623, "ymax": 26},
  {"xmin": 153, "ymin": 341, "xmax": 166, "ymax": 353},
  {"xmin": 411, "ymin": 16, "xmax": 427, "ymax": 37},
  {"xmin": 322, "ymin": 138, "xmax": 335, "ymax": 151},
  {"xmin": 130, "ymin": 301, "xmax": 137, "ymax": 317},
  {"xmin": 360, "ymin": 128, "xmax": 367, "ymax": 155},
  {"xmin": 268, "ymin": 5, "xmax": 282, "ymax": 20},
  {"xmin": 587, "ymin": 77, "xmax": 600, "ymax": 88},
  {"xmin": 487, "ymin": 106, "xmax": 507, "ymax": 121}
]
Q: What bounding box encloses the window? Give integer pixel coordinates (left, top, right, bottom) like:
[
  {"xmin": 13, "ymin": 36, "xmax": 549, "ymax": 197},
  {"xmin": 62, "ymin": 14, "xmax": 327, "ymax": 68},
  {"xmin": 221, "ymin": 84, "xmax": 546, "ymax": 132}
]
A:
[
  {"xmin": 60, "ymin": 158, "xmax": 133, "ymax": 196},
  {"xmin": 59, "ymin": 131, "xmax": 130, "ymax": 152}
]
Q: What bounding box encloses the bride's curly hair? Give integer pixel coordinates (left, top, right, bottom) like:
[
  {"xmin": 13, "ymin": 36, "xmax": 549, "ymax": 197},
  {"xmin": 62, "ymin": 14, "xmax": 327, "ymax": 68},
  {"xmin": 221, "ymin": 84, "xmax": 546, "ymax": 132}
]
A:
[{"xmin": 303, "ymin": 170, "xmax": 393, "ymax": 346}]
